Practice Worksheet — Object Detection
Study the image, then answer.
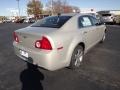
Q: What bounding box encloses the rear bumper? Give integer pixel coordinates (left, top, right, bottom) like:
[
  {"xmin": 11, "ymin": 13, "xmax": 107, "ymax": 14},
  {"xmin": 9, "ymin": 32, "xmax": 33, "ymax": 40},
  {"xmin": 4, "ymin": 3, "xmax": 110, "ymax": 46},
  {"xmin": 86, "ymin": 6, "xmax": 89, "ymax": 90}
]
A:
[{"xmin": 13, "ymin": 42, "xmax": 67, "ymax": 71}]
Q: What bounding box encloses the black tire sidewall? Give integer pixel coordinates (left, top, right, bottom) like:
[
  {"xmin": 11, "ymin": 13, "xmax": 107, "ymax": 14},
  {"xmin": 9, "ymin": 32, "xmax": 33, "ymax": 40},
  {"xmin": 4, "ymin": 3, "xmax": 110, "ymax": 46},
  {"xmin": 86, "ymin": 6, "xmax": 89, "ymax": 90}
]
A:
[{"xmin": 100, "ymin": 32, "xmax": 106, "ymax": 43}]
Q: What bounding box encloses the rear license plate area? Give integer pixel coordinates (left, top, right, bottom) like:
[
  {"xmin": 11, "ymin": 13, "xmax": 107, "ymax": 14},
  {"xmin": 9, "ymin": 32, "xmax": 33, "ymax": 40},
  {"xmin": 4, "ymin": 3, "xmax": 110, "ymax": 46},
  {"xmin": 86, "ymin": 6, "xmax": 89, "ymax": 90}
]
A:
[{"xmin": 19, "ymin": 49, "xmax": 28, "ymax": 58}]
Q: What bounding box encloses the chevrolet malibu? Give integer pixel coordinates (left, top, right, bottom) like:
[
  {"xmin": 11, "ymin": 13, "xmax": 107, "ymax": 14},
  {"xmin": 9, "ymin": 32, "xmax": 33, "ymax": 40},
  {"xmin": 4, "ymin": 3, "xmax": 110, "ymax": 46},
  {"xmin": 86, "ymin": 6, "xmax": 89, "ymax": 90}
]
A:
[{"xmin": 13, "ymin": 13, "xmax": 106, "ymax": 71}]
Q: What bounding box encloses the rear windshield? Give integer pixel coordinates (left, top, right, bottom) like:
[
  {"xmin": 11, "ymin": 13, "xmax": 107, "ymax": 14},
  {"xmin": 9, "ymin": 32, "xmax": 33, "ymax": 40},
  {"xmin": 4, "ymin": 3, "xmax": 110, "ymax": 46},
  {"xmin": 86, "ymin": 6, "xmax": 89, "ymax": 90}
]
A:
[
  {"xmin": 102, "ymin": 14, "xmax": 111, "ymax": 16},
  {"xmin": 31, "ymin": 16, "xmax": 72, "ymax": 28}
]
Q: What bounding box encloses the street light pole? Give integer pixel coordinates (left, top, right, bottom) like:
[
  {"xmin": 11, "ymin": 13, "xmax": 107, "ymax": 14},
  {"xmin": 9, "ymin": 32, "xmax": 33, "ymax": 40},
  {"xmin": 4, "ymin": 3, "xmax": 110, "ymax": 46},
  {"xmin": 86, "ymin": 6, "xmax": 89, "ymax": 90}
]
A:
[
  {"xmin": 16, "ymin": 0, "xmax": 20, "ymax": 18},
  {"xmin": 51, "ymin": 0, "xmax": 53, "ymax": 15}
]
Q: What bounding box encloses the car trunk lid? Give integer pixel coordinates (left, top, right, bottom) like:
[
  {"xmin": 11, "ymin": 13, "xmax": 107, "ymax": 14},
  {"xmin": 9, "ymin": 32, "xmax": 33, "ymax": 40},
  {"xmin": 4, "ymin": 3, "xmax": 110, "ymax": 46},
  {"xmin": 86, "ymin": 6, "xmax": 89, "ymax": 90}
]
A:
[{"xmin": 15, "ymin": 27, "xmax": 58, "ymax": 49}]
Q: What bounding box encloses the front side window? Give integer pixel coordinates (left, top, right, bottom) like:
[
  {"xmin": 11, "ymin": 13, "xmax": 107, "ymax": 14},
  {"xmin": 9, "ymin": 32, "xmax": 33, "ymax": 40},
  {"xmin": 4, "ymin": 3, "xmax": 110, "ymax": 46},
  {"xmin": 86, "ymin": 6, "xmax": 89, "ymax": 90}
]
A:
[
  {"xmin": 89, "ymin": 16, "xmax": 100, "ymax": 26},
  {"xmin": 78, "ymin": 16, "xmax": 92, "ymax": 28},
  {"xmin": 31, "ymin": 16, "xmax": 72, "ymax": 28}
]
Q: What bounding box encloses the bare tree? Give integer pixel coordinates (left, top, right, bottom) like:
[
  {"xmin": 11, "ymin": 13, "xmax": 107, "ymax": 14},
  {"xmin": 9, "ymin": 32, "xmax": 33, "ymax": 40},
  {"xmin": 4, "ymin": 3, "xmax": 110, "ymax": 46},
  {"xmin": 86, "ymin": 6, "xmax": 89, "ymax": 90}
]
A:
[
  {"xmin": 46, "ymin": 0, "xmax": 80, "ymax": 15},
  {"xmin": 27, "ymin": 0, "xmax": 43, "ymax": 18},
  {"xmin": 46, "ymin": 0, "xmax": 67, "ymax": 15}
]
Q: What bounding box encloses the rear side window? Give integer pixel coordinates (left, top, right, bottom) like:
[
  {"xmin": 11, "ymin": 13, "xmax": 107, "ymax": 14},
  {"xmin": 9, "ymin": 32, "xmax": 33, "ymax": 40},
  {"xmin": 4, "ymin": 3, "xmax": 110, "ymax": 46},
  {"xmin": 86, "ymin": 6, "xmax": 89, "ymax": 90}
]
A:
[{"xmin": 78, "ymin": 16, "xmax": 92, "ymax": 28}]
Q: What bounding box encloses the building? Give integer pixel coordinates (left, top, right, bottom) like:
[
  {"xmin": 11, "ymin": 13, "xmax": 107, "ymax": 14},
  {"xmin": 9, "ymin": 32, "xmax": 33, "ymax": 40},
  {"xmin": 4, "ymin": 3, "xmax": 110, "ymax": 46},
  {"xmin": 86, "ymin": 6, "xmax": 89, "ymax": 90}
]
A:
[
  {"xmin": 97, "ymin": 10, "xmax": 120, "ymax": 15},
  {"xmin": 80, "ymin": 8, "xmax": 97, "ymax": 14}
]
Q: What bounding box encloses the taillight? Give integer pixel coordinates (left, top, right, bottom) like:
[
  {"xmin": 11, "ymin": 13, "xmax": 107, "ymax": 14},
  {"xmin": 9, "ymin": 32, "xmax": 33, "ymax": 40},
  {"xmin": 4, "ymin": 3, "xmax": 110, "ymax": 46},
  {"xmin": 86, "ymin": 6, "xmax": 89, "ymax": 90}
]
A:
[
  {"xmin": 35, "ymin": 36, "xmax": 52, "ymax": 50},
  {"xmin": 13, "ymin": 32, "xmax": 19, "ymax": 43}
]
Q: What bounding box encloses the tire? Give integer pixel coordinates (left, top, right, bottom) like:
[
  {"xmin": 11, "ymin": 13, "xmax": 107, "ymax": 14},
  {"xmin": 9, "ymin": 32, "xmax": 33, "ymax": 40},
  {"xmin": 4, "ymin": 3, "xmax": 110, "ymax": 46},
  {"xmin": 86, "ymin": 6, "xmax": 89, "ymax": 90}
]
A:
[
  {"xmin": 100, "ymin": 32, "xmax": 106, "ymax": 43},
  {"xmin": 69, "ymin": 45, "xmax": 84, "ymax": 70}
]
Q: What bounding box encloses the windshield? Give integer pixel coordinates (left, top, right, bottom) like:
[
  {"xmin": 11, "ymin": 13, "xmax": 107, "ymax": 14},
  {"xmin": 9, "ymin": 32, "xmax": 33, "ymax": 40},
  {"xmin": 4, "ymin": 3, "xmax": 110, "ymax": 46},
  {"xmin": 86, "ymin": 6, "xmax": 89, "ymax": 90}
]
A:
[{"xmin": 31, "ymin": 16, "xmax": 72, "ymax": 28}]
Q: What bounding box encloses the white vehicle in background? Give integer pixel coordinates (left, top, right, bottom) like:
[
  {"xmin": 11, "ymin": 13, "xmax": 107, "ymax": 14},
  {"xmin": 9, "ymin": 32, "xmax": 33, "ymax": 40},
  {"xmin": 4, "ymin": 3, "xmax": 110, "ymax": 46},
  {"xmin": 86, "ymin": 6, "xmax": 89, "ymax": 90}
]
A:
[
  {"xmin": 3, "ymin": 19, "xmax": 12, "ymax": 23},
  {"xmin": 101, "ymin": 13, "xmax": 115, "ymax": 24},
  {"xmin": 12, "ymin": 19, "xmax": 16, "ymax": 23},
  {"xmin": 24, "ymin": 18, "xmax": 36, "ymax": 23},
  {"xmin": 24, "ymin": 19, "xmax": 29, "ymax": 23}
]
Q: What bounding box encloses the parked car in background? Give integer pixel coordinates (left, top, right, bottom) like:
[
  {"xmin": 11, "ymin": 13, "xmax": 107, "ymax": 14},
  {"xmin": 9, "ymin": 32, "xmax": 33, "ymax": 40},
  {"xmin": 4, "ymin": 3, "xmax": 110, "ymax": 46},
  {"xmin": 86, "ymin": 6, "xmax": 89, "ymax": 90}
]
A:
[
  {"xmin": 101, "ymin": 13, "xmax": 115, "ymax": 24},
  {"xmin": 13, "ymin": 13, "xmax": 106, "ymax": 71},
  {"xmin": 15, "ymin": 19, "xmax": 25, "ymax": 23},
  {"xmin": 3, "ymin": 19, "xmax": 12, "ymax": 23},
  {"xmin": 24, "ymin": 18, "xmax": 36, "ymax": 23},
  {"xmin": 12, "ymin": 19, "xmax": 16, "ymax": 23},
  {"xmin": 29, "ymin": 18, "xmax": 36, "ymax": 23},
  {"xmin": 114, "ymin": 15, "xmax": 120, "ymax": 25},
  {"xmin": 24, "ymin": 19, "xmax": 29, "ymax": 23}
]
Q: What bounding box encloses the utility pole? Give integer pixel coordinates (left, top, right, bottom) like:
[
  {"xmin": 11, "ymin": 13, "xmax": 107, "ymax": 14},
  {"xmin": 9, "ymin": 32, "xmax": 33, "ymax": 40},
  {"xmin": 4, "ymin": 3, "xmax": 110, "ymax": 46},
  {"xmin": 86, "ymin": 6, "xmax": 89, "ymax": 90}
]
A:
[
  {"xmin": 16, "ymin": 0, "xmax": 20, "ymax": 18},
  {"xmin": 51, "ymin": 0, "xmax": 53, "ymax": 15}
]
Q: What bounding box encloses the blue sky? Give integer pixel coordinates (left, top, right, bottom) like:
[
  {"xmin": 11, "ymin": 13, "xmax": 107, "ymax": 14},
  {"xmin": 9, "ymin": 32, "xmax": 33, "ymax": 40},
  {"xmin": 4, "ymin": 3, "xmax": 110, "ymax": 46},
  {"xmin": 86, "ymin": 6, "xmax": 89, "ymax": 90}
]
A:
[{"xmin": 0, "ymin": 0, "xmax": 120, "ymax": 16}]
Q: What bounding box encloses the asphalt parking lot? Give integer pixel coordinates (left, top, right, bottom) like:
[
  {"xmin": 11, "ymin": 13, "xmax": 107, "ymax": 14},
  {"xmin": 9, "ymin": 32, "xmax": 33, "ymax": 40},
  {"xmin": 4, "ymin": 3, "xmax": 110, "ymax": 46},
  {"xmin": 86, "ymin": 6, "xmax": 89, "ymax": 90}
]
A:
[{"xmin": 0, "ymin": 23, "xmax": 120, "ymax": 90}]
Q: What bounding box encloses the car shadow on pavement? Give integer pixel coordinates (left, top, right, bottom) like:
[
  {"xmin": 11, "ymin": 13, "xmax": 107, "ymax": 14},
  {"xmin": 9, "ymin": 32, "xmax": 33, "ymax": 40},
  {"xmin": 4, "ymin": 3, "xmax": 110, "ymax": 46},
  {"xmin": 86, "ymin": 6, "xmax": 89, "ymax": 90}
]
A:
[{"xmin": 20, "ymin": 63, "xmax": 44, "ymax": 90}]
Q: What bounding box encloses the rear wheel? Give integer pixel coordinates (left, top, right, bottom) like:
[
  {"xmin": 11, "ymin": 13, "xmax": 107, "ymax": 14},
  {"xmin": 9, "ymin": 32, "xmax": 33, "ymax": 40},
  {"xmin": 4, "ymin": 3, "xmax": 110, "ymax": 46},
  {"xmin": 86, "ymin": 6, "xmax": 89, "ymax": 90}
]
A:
[{"xmin": 70, "ymin": 45, "xmax": 84, "ymax": 70}]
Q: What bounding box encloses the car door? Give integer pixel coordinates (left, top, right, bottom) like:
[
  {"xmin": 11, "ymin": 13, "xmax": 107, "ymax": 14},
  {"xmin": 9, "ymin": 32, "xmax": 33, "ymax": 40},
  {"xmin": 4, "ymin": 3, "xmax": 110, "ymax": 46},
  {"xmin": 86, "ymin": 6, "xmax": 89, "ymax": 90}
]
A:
[
  {"xmin": 78, "ymin": 15, "xmax": 97, "ymax": 51},
  {"xmin": 89, "ymin": 16, "xmax": 105, "ymax": 42}
]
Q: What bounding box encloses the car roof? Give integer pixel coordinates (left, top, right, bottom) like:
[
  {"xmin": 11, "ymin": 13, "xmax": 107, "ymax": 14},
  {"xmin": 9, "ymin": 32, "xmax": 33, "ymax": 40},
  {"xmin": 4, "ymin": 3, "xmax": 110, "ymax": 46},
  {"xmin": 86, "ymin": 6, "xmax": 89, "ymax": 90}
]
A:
[
  {"xmin": 60, "ymin": 13, "xmax": 79, "ymax": 16},
  {"xmin": 60, "ymin": 13, "xmax": 95, "ymax": 17}
]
